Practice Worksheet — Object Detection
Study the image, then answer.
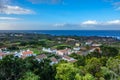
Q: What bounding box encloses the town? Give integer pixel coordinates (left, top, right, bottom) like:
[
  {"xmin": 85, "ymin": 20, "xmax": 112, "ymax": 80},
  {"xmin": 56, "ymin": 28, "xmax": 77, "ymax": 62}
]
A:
[
  {"xmin": 0, "ymin": 33, "xmax": 120, "ymax": 80},
  {"xmin": 0, "ymin": 39, "xmax": 102, "ymax": 65},
  {"xmin": 0, "ymin": 33, "xmax": 118, "ymax": 63}
]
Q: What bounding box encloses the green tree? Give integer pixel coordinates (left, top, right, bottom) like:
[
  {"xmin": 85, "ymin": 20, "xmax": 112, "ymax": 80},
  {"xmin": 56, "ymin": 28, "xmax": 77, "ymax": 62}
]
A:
[
  {"xmin": 19, "ymin": 71, "xmax": 40, "ymax": 80},
  {"xmin": 69, "ymin": 53, "xmax": 85, "ymax": 66},
  {"xmin": 36, "ymin": 59, "xmax": 55, "ymax": 80},
  {"xmin": 0, "ymin": 55, "xmax": 25, "ymax": 80},
  {"xmin": 100, "ymin": 46, "xmax": 119, "ymax": 57},
  {"xmin": 75, "ymin": 73, "xmax": 95, "ymax": 80},
  {"xmin": 106, "ymin": 58, "xmax": 120, "ymax": 79},
  {"xmin": 85, "ymin": 57, "xmax": 102, "ymax": 77},
  {"xmin": 55, "ymin": 63, "xmax": 79, "ymax": 80}
]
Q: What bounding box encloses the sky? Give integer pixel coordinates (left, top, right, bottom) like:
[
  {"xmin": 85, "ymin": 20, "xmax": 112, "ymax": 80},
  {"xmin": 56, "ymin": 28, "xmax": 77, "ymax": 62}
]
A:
[{"xmin": 0, "ymin": 0, "xmax": 120, "ymax": 30}]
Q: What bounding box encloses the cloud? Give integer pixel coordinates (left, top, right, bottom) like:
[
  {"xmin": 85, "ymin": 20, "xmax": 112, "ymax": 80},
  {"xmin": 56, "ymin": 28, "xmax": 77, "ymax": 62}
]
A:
[
  {"xmin": 1, "ymin": 20, "xmax": 120, "ymax": 30},
  {"xmin": 0, "ymin": 5, "xmax": 34, "ymax": 14},
  {"xmin": 28, "ymin": 0, "xmax": 63, "ymax": 4},
  {"xmin": 106, "ymin": 20, "xmax": 120, "ymax": 24},
  {"xmin": 82, "ymin": 20, "xmax": 98, "ymax": 25},
  {"xmin": 0, "ymin": 0, "xmax": 34, "ymax": 14},
  {"xmin": 0, "ymin": 17, "xmax": 20, "ymax": 20},
  {"xmin": 52, "ymin": 20, "xmax": 120, "ymax": 30},
  {"xmin": 81, "ymin": 20, "xmax": 120, "ymax": 25}
]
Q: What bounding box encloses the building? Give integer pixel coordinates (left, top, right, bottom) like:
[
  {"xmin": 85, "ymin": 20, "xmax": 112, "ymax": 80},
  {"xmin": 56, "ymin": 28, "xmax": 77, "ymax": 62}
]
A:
[
  {"xmin": 42, "ymin": 47, "xmax": 57, "ymax": 53},
  {"xmin": 92, "ymin": 44, "xmax": 102, "ymax": 47},
  {"xmin": 73, "ymin": 47, "xmax": 80, "ymax": 51},
  {"xmin": 75, "ymin": 43, "xmax": 80, "ymax": 47},
  {"xmin": 50, "ymin": 57, "xmax": 58, "ymax": 65},
  {"xmin": 56, "ymin": 49, "xmax": 71, "ymax": 56},
  {"xmin": 14, "ymin": 51, "xmax": 22, "ymax": 58},
  {"xmin": 21, "ymin": 49, "xmax": 34, "ymax": 58},
  {"xmin": 62, "ymin": 55, "xmax": 77, "ymax": 63},
  {"xmin": 0, "ymin": 52, "xmax": 5, "ymax": 59},
  {"xmin": 85, "ymin": 41, "xmax": 93, "ymax": 45},
  {"xmin": 36, "ymin": 54, "xmax": 47, "ymax": 61}
]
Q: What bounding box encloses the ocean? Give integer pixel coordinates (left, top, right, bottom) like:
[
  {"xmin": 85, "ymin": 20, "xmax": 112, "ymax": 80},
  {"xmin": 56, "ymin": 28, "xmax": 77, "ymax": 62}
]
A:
[{"xmin": 0, "ymin": 30, "xmax": 120, "ymax": 39}]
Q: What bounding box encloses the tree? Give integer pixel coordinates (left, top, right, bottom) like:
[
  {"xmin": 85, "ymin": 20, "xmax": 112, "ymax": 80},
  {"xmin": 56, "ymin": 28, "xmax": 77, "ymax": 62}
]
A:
[
  {"xmin": 75, "ymin": 73, "xmax": 82, "ymax": 80},
  {"xmin": 75, "ymin": 73, "xmax": 95, "ymax": 80},
  {"xmin": 55, "ymin": 63, "xmax": 79, "ymax": 80},
  {"xmin": 100, "ymin": 67, "xmax": 119, "ymax": 80},
  {"xmin": 69, "ymin": 53, "xmax": 85, "ymax": 66},
  {"xmin": 35, "ymin": 59, "xmax": 55, "ymax": 80},
  {"xmin": 55, "ymin": 44, "xmax": 71, "ymax": 50},
  {"xmin": 85, "ymin": 57, "xmax": 102, "ymax": 77},
  {"xmin": 19, "ymin": 71, "xmax": 40, "ymax": 80},
  {"xmin": 100, "ymin": 46, "xmax": 119, "ymax": 57},
  {"xmin": 106, "ymin": 58, "xmax": 120, "ymax": 77},
  {"xmin": 8, "ymin": 46, "xmax": 19, "ymax": 51},
  {"xmin": 0, "ymin": 55, "xmax": 25, "ymax": 80}
]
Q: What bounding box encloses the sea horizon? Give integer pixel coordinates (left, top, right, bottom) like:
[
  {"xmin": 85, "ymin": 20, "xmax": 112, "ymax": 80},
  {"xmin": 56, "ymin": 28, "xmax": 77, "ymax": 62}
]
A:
[{"xmin": 0, "ymin": 30, "xmax": 120, "ymax": 39}]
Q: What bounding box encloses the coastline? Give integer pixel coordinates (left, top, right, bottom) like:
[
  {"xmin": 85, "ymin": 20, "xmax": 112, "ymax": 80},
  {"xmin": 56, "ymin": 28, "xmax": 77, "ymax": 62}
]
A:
[{"xmin": 0, "ymin": 30, "xmax": 120, "ymax": 39}]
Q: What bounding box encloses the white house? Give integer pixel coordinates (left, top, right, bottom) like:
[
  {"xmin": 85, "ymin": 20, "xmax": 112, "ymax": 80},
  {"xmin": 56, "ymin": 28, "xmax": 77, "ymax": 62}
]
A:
[
  {"xmin": 73, "ymin": 47, "xmax": 80, "ymax": 51},
  {"xmin": 14, "ymin": 51, "xmax": 22, "ymax": 58},
  {"xmin": 85, "ymin": 41, "xmax": 93, "ymax": 45},
  {"xmin": 92, "ymin": 44, "xmax": 102, "ymax": 47},
  {"xmin": 42, "ymin": 47, "xmax": 57, "ymax": 53}
]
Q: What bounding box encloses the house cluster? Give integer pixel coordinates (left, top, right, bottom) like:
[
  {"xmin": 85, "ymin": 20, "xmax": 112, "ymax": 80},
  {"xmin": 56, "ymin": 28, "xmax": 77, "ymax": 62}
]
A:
[
  {"xmin": 0, "ymin": 49, "xmax": 36, "ymax": 59},
  {"xmin": 41, "ymin": 41, "xmax": 102, "ymax": 63},
  {"xmin": 36, "ymin": 54, "xmax": 58, "ymax": 65},
  {"xmin": 43, "ymin": 41, "xmax": 102, "ymax": 55},
  {"xmin": 14, "ymin": 49, "xmax": 36, "ymax": 59},
  {"xmin": 42, "ymin": 48, "xmax": 77, "ymax": 63},
  {"xmin": 0, "ymin": 40, "xmax": 102, "ymax": 65}
]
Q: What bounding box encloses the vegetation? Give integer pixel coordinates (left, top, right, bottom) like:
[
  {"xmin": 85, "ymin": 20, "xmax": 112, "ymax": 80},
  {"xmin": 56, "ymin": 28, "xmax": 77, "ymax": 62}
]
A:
[
  {"xmin": 0, "ymin": 46, "xmax": 119, "ymax": 80},
  {"xmin": 0, "ymin": 33, "xmax": 120, "ymax": 80}
]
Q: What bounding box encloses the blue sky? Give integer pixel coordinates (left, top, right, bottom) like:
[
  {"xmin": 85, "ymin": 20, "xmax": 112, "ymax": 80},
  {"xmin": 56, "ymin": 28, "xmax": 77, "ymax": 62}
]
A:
[{"xmin": 0, "ymin": 0, "xmax": 120, "ymax": 30}]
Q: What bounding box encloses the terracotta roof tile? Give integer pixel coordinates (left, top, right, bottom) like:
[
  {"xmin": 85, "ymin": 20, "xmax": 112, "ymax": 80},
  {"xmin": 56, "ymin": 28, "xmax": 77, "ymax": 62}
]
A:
[{"xmin": 22, "ymin": 51, "xmax": 33, "ymax": 56}]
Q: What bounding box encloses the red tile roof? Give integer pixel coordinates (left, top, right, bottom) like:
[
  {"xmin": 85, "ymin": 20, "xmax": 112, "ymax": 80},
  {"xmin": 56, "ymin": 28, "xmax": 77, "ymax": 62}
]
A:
[
  {"xmin": 22, "ymin": 51, "xmax": 33, "ymax": 55},
  {"xmin": 22, "ymin": 51, "xmax": 33, "ymax": 56}
]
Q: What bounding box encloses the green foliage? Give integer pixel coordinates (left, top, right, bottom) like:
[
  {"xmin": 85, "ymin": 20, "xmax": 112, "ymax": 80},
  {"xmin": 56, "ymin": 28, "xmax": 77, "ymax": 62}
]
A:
[
  {"xmin": 8, "ymin": 46, "xmax": 19, "ymax": 51},
  {"xmin": 75, "ymin": 73, "xmax": 95, "ymax": 80},
  {"xmin": 55, "ymin": 63, "xmax": 79, "ymax": 80},
  {"xmin": 85, "ymin": 57, "xmax": 102, "ymax": 76},
  {"xmin": 0, "ymin": 55, "xmax": 25, "ymax": 80},
  {"xmin": 69, "ymin": 53, "xmax": 85, "ymax": 66},
  {"xmin": 0, "ymin": 55, "xmax": 55, "ymax": 80},
  {"xmin": 0, "ymin": 43, "xmax": 4, "ymax": 46},
  {"xmin": 54, "ymin": 44, "xmax": 71, "ymax": 50},
  {"xmin": 106, "ymin": 58, "xmax": 120, "ymax": 75},
  {"xmin": 100, "ymin": 46, "xmax": 119, "ymax": 57},
  {"xmin": 19, "ymin": 71, "xmax": 40, "ymax": 80},
  {"xmin": 0, "ymin": 41, "xmax": 120, "ymax": 80}
]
